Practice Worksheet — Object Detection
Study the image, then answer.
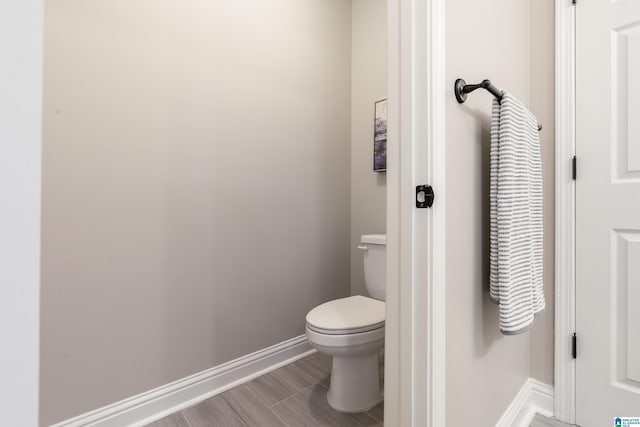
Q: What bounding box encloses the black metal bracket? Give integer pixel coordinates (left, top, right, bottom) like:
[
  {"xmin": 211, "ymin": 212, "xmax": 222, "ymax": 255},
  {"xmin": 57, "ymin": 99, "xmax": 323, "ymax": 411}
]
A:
[
  {"xmin": 455, "ymin": 78, "xmax": 543, "ymax": 131},
  {"xmin": 416, "ymin": 185, "xmax": 434, "ymax": 208},
  {"xmin": 455, "ymin": 78, "xmax": 503, "ymax": 104},
  {"xmin": 572, "ymin": 333, "xmax": 577, "ymax": 359}
]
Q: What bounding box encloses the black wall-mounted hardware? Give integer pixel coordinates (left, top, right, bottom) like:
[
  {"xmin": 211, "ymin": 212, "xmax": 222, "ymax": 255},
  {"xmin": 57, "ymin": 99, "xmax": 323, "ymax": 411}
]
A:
[
  {"xmin": 454, "ymin": 78, "xmax": 543, "ymax": 131},
  {"xmin": 416, "ymin": 185, "xmax": 434, "ymax": 208},
  {"xmin": 455, "ymin": 78, "xmax": 503, "ymax": 104}
]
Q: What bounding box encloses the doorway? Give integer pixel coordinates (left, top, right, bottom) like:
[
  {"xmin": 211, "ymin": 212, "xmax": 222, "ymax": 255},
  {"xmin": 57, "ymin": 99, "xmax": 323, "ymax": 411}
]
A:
[{"xmin": 559, "ymin": 0, "xmax": 640, "ymax": 425}]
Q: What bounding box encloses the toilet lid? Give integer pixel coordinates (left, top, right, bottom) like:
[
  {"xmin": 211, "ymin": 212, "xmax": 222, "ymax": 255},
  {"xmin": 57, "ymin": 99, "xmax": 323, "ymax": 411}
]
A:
[{"xmin": 306, "ymin": 295, "xmax": 385, "ymax": 335}]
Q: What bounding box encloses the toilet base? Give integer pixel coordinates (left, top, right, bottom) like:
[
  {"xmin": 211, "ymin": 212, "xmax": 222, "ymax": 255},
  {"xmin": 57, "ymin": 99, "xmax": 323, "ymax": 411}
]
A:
[
  {"xmin": 305, "ymin": 325, "xmax": 385, "ymax": 413},
  {"xmin": 326, "ymin": 352, "xmax": 382, "ymax": 413}
]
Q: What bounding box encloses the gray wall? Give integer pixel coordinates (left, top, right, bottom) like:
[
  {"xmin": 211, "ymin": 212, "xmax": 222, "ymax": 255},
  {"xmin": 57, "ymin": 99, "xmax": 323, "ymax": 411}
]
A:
[
  {"xmin": 529, "ymin": 0, "xmax": 555, "ymax": 386},
  {"xmin": 445, "ymin": 0, "xmax": 540, "ymax": 425},
  {"xmin": 40, "ymin": 1, "xmax": 352, "ymax": 424},
  {"xmin": 350, "ymin": 0, "xmax": 387, "ymax": 296}
]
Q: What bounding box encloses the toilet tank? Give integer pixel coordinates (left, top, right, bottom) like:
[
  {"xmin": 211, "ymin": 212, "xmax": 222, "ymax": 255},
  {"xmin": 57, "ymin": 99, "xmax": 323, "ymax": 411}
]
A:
[{"xmin": 360, "ymin": 234, "xmax": 386, "ymax": 301}]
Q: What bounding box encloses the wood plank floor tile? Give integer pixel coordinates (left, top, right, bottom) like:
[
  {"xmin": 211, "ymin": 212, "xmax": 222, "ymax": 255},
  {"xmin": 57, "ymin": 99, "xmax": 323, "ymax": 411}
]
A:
[
  {"xmin": 146, "ymin": 353, "xmax": 386, "ymax": 427},
  {"xmin": 366, "ymin": 402, "xmax": 384, "ymax": 423},
  {"xmin": 145, "ymin": 412, "xmax": 191, "ymax": 427},
  {"xmin": 271, "ymin": 388, "xmax": 334, "ymax": 426},
  {"xmin": 221, "ymin": 385, "xmax": 286, "ymax": 426},
  {"xmin": 301, "ymin": 384, "xmax": 382, "ymax": 427},
  {"xmin": 244, "ymin": 369, "xmax": 300, "ymax": 407},
  {"xmin": 530, "ymin": 414, "xmax": 578, "ymax": 427},
  {"xmin": 292, "ymin": 352, "xmax": 332, "ymax": 385},
  {"xmin": 272, "ymin": 383, "xmax": 381, "ymax": 427},
  {"xmin": 182, "ymin": 395, "xmax": 247, "ymax": 427},
  {"xmin": 272, "ymin": 363, "xmax": 318, "ymax": 391},
  {"xmin": 530, "ymin": 420, "xmax": 548, "ymax": 427}
]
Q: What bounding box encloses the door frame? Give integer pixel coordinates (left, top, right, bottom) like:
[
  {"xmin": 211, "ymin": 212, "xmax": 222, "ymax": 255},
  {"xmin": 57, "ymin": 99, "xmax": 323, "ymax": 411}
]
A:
[
  {"xmin": 0, "ymin": 0, "xmax": 44, "ymax": 424},
  {"xmin": 0, "ymin": 0, "xmax": 447, "ymax": 425},
  {"xmin": 554, "ymin": 0, "xmax": 577, "ymax": 424},
  {"xmin": 385, "ymin": 0, "xmax": 446, "ymax": 425}
]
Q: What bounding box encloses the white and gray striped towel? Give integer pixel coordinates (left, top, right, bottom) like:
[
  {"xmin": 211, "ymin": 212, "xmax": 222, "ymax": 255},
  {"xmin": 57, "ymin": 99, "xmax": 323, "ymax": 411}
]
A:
[{"xmin": 489, "ymin": 92, "xmax": 545, "ymax": 335}]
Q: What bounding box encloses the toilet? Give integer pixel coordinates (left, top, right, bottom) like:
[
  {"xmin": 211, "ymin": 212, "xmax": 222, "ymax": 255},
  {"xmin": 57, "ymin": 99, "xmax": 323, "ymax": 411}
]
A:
[{"xmin": 305, "ymin": 234, "xmax": 386, "ymax": 413}]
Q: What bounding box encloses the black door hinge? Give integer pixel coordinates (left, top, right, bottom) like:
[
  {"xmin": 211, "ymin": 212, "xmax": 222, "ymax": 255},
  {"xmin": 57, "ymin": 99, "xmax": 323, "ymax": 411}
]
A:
[
  {"xmin": 572, "ymin": 156, "xmax": 577, "ymax": 180},
  {"xmin": 416, "ymin": 185, "xmax": 435, "ymax": 208},
  {"xmin": 572, "ymin": 333, "xmax": 577, "ymax": 359},
  {"xmin": 572, "ymin": 0, "xmax": 576, "ymax": 5}
]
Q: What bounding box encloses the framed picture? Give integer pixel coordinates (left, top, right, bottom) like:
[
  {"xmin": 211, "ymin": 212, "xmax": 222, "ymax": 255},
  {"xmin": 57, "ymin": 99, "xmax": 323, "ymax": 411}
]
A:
[{"xmin": 373, "ymin": 99, "xmax": 388, "ymax": 171}]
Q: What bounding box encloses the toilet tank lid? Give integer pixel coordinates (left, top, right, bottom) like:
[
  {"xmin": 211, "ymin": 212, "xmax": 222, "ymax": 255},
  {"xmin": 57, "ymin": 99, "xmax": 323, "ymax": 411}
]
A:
[{"xmin": 360, "ymin": 234, "xmax": 386, "ymax": 245}]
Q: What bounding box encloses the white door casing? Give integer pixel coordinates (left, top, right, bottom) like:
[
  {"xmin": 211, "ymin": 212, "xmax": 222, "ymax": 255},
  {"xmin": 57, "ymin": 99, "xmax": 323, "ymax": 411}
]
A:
[
  {"xmin": 385, "ymin": 0, "xmax": 446, "ymax": 425},
  {"xmin": 554, "ymin": 0, "xmax": 577, "ymax": 423},
  {"xmin": 576, "ymin": 0, "xmax": 640, "ymax": 425},
  {"xmin": 0, "ymin": 1, "xmax": 43, "ymax": 425}
]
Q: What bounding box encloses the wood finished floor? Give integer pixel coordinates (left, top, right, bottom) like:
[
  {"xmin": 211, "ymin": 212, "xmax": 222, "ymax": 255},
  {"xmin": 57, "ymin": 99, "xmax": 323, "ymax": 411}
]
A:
[
  {"xmin": 530, "ymin": 414, "xmax": 578, "ymax": 427},
  {"xmin": 146, "ymin": 352, "xmax": 384, "ymax": 427},
  {"xmin": 146, "ymin": 352, "xmax": 576, "ymax": 427}
]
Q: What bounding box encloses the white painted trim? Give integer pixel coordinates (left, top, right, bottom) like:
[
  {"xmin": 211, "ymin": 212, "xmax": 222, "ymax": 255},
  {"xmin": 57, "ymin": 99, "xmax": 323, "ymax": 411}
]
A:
[
  {"xmin": 50, "ymin": 335, "xmax": 313, "ymax": 427},
  {"xmin": 385, "ymin": 0, "xmax": 446, "ymax": 425},
  {"xmin": 0, "ymin": 1, "xmax": 43, "ymax": 425},
  {"xmin": 554, "ymin": 0, "xmax": 577, "ymax": 423},
  {"xmin": 495, "ymin": 380, "xmax": 531, "ymax": 427},
  {"xmin": 529, "ymin": 380, "xmax": 555, "ymax": 419},
  {"xmin": 384, "ymin": 0, "xmax": 402, "ymax": 422},
  {"xmin": 424, "ymin": 0, "xmax": 447, "ymax": 425},
  {"xmin": 494, "ymin": 379, "xmax": 555, "ymax": 427}
]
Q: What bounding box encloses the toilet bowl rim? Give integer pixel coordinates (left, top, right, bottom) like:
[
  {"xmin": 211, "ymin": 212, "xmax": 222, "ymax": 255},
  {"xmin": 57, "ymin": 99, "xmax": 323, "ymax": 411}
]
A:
[
  {"xmin": 306, "ymin": 320, "xmax": 385, "ymax": 336},
  {"xmin": 305, "ymin": 324, "xmax": 385, "ymax": 348}
]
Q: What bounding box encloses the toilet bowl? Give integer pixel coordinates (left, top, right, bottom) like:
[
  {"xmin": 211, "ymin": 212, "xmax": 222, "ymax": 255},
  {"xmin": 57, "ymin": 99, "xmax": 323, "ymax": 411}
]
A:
[{"xmin": 305, "ymin": 234, "xmax": 386, "ymax": 413}]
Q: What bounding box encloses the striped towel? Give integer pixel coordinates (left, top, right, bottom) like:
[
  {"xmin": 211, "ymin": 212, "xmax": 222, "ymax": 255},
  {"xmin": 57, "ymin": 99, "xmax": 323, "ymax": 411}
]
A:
[{"xmin": 489, "ymin": 92, "xmax": 545, "ymax": 335}]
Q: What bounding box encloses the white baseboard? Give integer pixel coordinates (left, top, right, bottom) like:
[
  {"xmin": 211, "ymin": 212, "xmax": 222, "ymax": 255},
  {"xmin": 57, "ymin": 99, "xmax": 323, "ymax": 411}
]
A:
[
  {"xmin": 50, "ymin": 335, "xmax": 313, "ymax": 427},
  {"xmin": 495, "ymin": 378, "xmax": 555, "ymax": 427}
]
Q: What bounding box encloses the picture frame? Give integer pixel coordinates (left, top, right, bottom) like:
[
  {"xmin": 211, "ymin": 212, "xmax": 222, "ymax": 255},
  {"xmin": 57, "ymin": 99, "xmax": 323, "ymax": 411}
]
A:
[{"xmin": 373, "ymin": 98, "xmax": 388, "ymax": 172}]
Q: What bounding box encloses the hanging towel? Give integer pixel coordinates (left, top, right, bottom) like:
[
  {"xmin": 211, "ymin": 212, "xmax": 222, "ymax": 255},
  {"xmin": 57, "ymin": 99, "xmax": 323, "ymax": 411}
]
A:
[{"xmin": 489, "ymin": 92, "xmax": 545, "ymax": 335}]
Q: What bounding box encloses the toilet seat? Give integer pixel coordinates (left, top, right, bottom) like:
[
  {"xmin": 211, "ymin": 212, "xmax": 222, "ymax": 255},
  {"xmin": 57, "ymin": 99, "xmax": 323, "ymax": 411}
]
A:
[
  {"xmin": 306, "ymin": 323, "xmax": 384, "ymax": 335},
  {"xmin": 305, "ymin": 323, "xmax": 385, "ymax": 349},
  {"xmin": 306, "ymin": 295, "xmax": 385, "ymax": 335}
]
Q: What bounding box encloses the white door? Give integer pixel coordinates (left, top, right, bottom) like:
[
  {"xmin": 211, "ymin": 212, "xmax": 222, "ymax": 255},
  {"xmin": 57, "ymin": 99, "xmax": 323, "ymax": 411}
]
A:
[{"xmin": 576, "ymin": 0, "xmax": 640, "ymax": 425}]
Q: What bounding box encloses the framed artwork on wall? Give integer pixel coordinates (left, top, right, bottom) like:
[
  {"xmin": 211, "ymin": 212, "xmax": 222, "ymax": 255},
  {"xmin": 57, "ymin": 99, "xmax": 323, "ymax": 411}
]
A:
[{"xmin": 374, "ymin": 98, "xmax": 388, "ymax": 171}]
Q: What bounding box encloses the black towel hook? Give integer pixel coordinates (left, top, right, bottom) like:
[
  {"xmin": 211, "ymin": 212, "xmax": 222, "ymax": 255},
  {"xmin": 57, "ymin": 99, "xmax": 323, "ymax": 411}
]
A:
[{"xmin": 454, "ymin": 78, "xmax": 542, "ymax": 131}]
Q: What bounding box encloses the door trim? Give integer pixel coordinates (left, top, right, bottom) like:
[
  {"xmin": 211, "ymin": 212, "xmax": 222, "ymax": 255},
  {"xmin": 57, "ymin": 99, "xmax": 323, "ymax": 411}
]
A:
[
  {"xmin": 0, "ymin": 1, "xmax": 43, "ymax": 424},
  {"xmin": 554, "ymin": 0, "xmax": 577, "ymax": 423},
  {"xmin": 385, "ymin": 0, "xmax": 446, "ymax": 425}
]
